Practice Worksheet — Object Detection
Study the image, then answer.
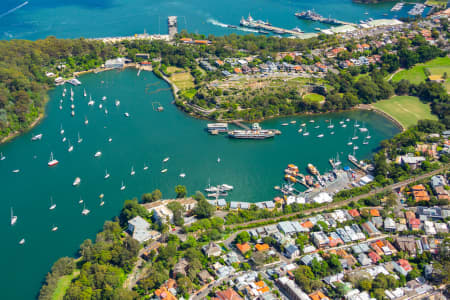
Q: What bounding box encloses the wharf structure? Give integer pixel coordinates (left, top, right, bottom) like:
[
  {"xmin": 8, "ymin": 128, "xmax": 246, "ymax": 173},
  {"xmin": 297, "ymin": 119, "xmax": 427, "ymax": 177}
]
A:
[
  {"xmin": 168, "ymin": 16, "xmax": 178, "ymax": 38},
  {"xmin": 240, "ymin": 14, "xmax": 309, "ymax": 36}
]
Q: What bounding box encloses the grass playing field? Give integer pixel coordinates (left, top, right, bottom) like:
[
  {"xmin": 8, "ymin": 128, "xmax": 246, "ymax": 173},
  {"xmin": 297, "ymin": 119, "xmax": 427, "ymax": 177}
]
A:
[
  {"xmin": 372, "ymin": 96, "xmax": 438, "ymax": 129},
  {"xmin": 391, "ymin": 57, "xmax": 450, "ymax": 92},
  {"xmin": 303, "ymin": 93, "xmax": 325, "ymax": 103}
]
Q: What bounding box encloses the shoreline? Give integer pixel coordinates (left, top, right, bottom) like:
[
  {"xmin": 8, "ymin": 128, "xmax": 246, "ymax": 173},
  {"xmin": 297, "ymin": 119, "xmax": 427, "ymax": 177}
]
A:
[
  {"xmin": 357, "ymin": 103, "xmax": 406, "ymax": 132},
  {"xmin": 0, "ymin": 95, "xmax": 49, "ymax": 144},
  {"xmin": 0, "ymin": 66, "xmax": 405, "ymax": 146}
]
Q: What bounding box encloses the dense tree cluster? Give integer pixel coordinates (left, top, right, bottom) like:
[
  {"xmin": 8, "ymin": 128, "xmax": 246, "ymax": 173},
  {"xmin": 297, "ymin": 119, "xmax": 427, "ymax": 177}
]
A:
[{"xmin": 0, "ymin": 37, "xmax": 117, "ymax": 139}]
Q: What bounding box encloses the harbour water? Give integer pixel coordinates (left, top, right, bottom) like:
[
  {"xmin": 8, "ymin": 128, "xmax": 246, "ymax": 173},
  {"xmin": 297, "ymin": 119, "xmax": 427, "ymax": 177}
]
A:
[
  {"xmin": 0, "ymin": 68, "xmax": 399, "ymax": 299},
  {"xmin": 0, "ymin": 0, "xmax": 429, "ymax": 40}
]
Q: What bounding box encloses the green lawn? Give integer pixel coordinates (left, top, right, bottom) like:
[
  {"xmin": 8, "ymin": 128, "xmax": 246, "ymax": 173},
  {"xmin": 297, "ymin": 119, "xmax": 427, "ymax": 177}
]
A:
[
  {"xmin": 373, "ymin": 96, "xmax": 437, "ymax": 129},
  {"xmin": 392, "ymin": 57, "xmax": 450, "ymax": 92},
  {"xmin": 52, "ymin": 271, "xmax": 78, "ymax": 300},
  {"xmin": 180, "ymin": 88, "xmax": 197, "ymax": 99},
  {"xmin": 170, "ymin": 72, "xmax": 195, "ymax": 90},
  {"xmin": 303, "ymin": 93, "xmax": 325, "ymax": 103}
]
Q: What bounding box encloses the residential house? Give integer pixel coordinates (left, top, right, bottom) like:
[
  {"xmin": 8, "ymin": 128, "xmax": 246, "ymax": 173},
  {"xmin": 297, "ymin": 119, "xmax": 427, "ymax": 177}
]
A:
[
  {"xmin": 105, "ymin": 57, "xmax": 127, "ymax": 69},
  {"xmin": 203, "ymin": 242, "xmax": 222, "ymax": 257},
  {"xmin": 215, "ymin": 288, "xmax": 243, "ymax": 300},
  {"xmin": 255, "ymin": 243, "xmax": 270, "ymax": 252},
  {"xmin": 285, "ymin": 244, "xmax": 300, "ymax": 259},
  {"xmin": 197, "ymin": 270, "xmax": 214, "ymax": 284},
  {"xmin": 393, "ymin": 259, "xmax": 412, "ymax": 276},
  {"xmin": 312, "ymin": 231, "xmax": 329, "ymax": 248},
  {"xmin": 173, "ymin": 258, "xmax": 189, "ymax": 277},
  {"xmin": 417, "ymin": 206, "xmax": 444, "ymax": 220},
  {"xmin": 127, "ymin": 216, "xmax": 159, "ymax": 243},
  {"xmin": 400, "ymin": 155, "xmax": 426, "ymax": 170},
  {"xmin": 361, "ymin": 221, "xmax": 381, "ymax": 237},
  {"xmin": 309, "ymin": 291, "xmax": 330, "ymax": 300},
  {"xmin": 395, "ymin": 236, "xmax": 417, "ymax": 256},
  {"xmin": 384, "ymin": 217, "xmax": 396, "ymax": 232},
  {"xmin": 277, "ymin": 277, "xmax": 310, "ymax": 300},
  {"xmin": 411, "ymin": 184, "xmax": 430, "ymax": 202},
  {"xmin": 409, "ymin": 218, "xmax": 421, "ymax": 231},
  {"xmin": 236, "ymin": 243, "xmax": 251, "ymax": 255},
  {"xmin": 358, "ymin": 253, "xmax": 372, "ymax": 266}
]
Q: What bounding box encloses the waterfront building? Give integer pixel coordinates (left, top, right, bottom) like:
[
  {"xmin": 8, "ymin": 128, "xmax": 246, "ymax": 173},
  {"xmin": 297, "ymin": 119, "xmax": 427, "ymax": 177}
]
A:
[
  {"xmin": 127, "ymin": 216, "xmax": 158, "ymax": 243},
  {"xmin": 105, "ymin": 57, "xmax": 127, "ymax": 69}
]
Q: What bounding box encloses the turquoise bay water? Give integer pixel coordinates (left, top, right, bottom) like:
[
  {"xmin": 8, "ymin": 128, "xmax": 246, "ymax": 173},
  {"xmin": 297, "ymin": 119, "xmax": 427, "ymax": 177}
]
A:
[
  {"xmin": 0, "ymin": 69, "xmax": 399, "ymax": 299},
  {"xmin": 0, "ymin": 0, "xmax": 425, "ymax": 40}
]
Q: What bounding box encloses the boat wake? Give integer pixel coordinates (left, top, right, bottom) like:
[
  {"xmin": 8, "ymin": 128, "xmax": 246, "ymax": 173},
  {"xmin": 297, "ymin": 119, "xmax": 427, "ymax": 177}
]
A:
[
  {"xmin": 0, "ymin": 1, "xmax": 29, "ymax": 19},
  {"xmin": 207, "ymin": 18, "xmax": 258, "ymax": 33}
]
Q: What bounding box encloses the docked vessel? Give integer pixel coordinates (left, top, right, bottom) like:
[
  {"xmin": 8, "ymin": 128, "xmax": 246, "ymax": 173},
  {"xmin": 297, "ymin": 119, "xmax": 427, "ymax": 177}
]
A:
[
  {"xmin": 228, "ymin": 123, "xmax": 275, "ymax": 139},
  {"xmin": 240, "ymin": 13, "xmax": 271, "ymax": 28},
  {"xmin": 307, "ymin": 163, "xmax": 318, "ymax": 175},
  {"xmin": 295, "ymin": 10, "xmax": 341, "ymax": 25},
  {"xmin": 207, "ymin": 123, "xmax": 228, "ymax": 133}
]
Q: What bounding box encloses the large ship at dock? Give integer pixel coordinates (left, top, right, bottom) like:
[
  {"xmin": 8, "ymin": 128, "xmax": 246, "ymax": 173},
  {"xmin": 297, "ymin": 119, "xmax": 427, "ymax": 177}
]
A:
[
  {"xmin": 228, "ymin": 123, "xmax": 275, "ymax": 139},
  {"xmin": 240, "ymin": 13, "xmax": 271, "ymax": 28},
  {"xmin": 295, "ymin": 10, "xmax": 341, "ymax": 25}
]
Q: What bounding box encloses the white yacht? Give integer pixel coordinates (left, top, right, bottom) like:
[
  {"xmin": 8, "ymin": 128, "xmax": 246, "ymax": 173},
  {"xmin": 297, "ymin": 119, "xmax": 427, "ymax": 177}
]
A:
[
  {"xmin": 60, "ymin": 125, "xmax": 64, "ymax": 135},
  {"xmin": 115, "ymin": 100, "xmax": 120, "ymax": 106},
  {"xmin": 124, "ymin": 112, "xmax": 130, "ymax": 117},
  {"xmin": 79, "ymin": 197, "xmax": 84, "ymax": 204},
  {"xmin": 143, "ymin": 164, "xmax": 149, "ymax": 171},
  {"xmin": 19, "ymin": 238, "xmax": 25, "ymax": 245},
  {"xmin": 81, "ymin": 204, "xmax": 90, "ymax": 215},
  {"xmin": 161, "ymin": 168, "xmax": 168, "ymax": 173},
  {"xmin": 102, "ymin": 96, "xmax": 107, "ymax": 101},
  {"xmin": 73, "ymin": 177, "xmax": 81, "ymax": 186},
  {"xmin": 83, "ymin": 89, "xmax": 87, "ymax": 97},
  {"xmin": 10, "ymin": 207, "xmax": 17, "ymax": 226},
  {"xmin": 317, "ymin": 134, "xmax": 324, "ymax": 138},
  {"xmin": 130, "ymin": 166, "xmax": 135, "ymax": 176},
  {"xmin": 51, "ymin": 225, "xmax": 58, "ymax": 232},
  {"xmin": 104, "ymin": 169, "xmax": 110, "ymax": 179},
  {"xmin": 94, "ymin": 151, "xmax": 102, "ymax": 158},
  {"xmin": 48, "ymin": 152, "xmax": 59, "ymax": 167},
  {"xmin": 217, "ymin": 157, "xmax": 221, "ymax": 163},
  {"xmin": 0, "ymin": 152, "xmax": 5, "ymax": 160},
  {"xmin": 163, "ymin": 157, "xmax": 170, "ymax": 162},
  {"xmin": 77, "ymin": 132, "xmax": 83, "ymax": 143},
  {"xmin": 49, "ymin": 197, "xmax": 56, "ymax": 210},
  {"xmin": 120, "ymin": 181, "xmax": 126, "ymax": 191},
  {"xmin": 179, "ymin": 173, "xmax": 186, "ymax": 178},
  {"xmin": 68, "ymin": 140, "xmax": 73, "ymax": 152},
  {"xmin": 62, "ymin": 137, "xmax": 66, "ymax": 142},
  {"xmin": 84, "ymin": 117, "xmax": 89, "ymax": 125}
]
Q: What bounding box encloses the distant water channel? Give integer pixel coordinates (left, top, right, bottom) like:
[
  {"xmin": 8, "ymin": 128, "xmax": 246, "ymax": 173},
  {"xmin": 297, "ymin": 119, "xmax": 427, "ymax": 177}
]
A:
[
  {"xmin": 0, "ymin": 0, "xmax": 430, "ymax": 40},
  {"xmin": 0, "ymin": 69, "xmax": 399, "ymax": 299}
]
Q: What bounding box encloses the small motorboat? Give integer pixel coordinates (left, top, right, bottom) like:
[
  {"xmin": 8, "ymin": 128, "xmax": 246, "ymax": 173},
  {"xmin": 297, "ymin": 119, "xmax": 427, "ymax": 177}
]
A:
[
  {"xmin": 19, "ymin": 238, "xmax": 25, "ymax": 245},
  {"xmin": 317, "ymin": 134, "xmax": 324, "ymax": 138},
  {"xmin": 120, "ymin": 181, "xmax": 126, "ymax": 191},
  {"xmin": 124, "ymin": 112, "xmax": 130, "ymax": 117},
  {"xmin": 73, "ymin": 177, "xmax": 81, "ymax": 186},
  {"xmin": 179, "ymin": 173, "xmax": 186, "ymax": 178},
  {"xmin": 12, "ymin": 169, "xmax": 20, "ymax": 173},
  {"xmin": 163, "ymin": 157, "xmax": 170, "ymax": 162},
  {"xmin": 31, "ymin": 133, "xmax": 43, "ymax": 141},
  {"xmin": 161, "ymin": 168, "xmax": 168, "ymax": 173},
  {"xmin": 94, "ymin": 151, "xmax": 102, "ymax": 158},
  {"xmin": 51, "ymin": 226, "xmax": 58, "ymax": 232}
]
